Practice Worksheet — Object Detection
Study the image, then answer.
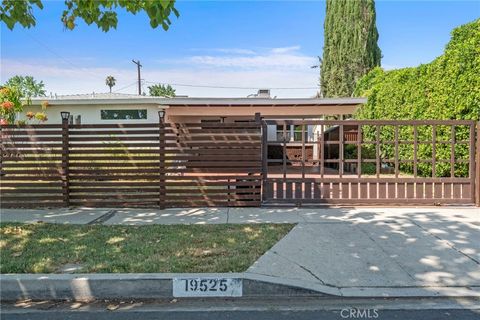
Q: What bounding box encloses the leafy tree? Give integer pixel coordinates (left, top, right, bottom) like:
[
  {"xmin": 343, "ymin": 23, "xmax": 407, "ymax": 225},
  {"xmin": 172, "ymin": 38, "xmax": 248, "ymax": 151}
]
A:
[
  {"xmin": 1, "ymin": 0, "xmax": 179, "ymax": 31},
  {"xmin": 4, "ymin": 75, "xmax": 46, "ymax": 98},
  {"xmin": 148, "ymin": 84, "xmax": 176, "ymax": 97},
  {"xmin": 320, "ymin": 0, "xmax": 381, "ymax": 97},
  {"xmin": 105, "ymin": 76, "xmax": 116, "ymax": 93},
  {"xmin": 0, "ymin": 86, "xmax": 48, "ymax": 125},
  {"xmin": 355, "ymin": 19, "xmax": 480, "ymax": 177}
]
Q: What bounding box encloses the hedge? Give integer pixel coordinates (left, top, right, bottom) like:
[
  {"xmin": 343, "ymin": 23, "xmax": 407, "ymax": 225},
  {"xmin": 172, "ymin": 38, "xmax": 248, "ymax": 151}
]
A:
[{"xmin": 354, "ymin": 19, "xmax": 479, "ymax": 177}]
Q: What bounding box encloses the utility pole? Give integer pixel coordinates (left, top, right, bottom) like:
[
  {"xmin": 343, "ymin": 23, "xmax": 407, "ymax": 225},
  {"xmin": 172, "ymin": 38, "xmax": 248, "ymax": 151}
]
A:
[{"xmin": 132, "ymin": 59, "xmax": 142, "ymax": 95}]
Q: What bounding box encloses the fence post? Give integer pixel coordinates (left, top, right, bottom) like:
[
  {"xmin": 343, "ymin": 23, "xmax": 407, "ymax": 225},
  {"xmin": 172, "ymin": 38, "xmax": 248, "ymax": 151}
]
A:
[
  {"xmin": 476, "ymin": 121, "xmax": 480, "ymax": 207},
  {"xmin": 256, "ymin": 112, "xmax": 267, "ymax": 204},
  {"xmin": 159, "ymin": 111, "xmax": 166, "ymax": 209},
  {"xmin": 60, "ymin": 112, "xmax": 70, "ymax": 207}
]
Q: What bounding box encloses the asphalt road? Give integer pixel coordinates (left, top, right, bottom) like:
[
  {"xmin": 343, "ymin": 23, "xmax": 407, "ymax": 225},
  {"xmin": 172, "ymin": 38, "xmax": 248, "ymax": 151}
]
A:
[
  {"xmin": 2, "ymin": 297, "xmax": 480, "ymax": 320},
  {"xmin": 2, "ymin": 309, "xmax": 480, "ymax": 320}
]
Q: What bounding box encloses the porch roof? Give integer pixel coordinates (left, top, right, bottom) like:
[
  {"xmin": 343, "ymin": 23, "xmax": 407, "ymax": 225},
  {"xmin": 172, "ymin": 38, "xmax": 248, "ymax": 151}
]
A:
[
  {"xmin": 31, "ymin": 94, "xmax": 366, "ymax": 107},
  {"xmin": 159, "ymin": 97, "xmax": 366, "ymax": 107}
]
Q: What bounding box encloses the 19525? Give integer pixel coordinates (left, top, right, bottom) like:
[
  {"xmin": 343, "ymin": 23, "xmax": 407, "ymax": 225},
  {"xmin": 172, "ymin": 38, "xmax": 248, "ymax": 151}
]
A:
[{"xmin": 183, "ymin": 278, "xmax": 228, "ymax": 292}]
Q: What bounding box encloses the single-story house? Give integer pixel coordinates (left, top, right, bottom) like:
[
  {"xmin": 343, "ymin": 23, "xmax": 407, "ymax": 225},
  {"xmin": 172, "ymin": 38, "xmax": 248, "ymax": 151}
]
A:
[{"xmin": 26, "ymin": 90, "xmax": 366, "ymax": 161}]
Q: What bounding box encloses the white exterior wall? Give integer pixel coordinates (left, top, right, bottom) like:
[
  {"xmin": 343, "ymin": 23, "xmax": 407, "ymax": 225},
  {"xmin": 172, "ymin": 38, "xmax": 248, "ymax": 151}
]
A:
[
  {"xmin": 266, "ymin": 124, "xmax": 315, "ymax": 142},
  {"xmin": 22, "ymin": 104, "xmax": 162, "ymax": 124}
]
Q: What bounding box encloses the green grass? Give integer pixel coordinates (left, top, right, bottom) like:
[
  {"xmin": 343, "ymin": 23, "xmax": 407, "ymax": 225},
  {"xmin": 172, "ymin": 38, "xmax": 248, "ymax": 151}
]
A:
[{"xmin": 0, "ymin": 223, "xmax": 293, "ymax": 274}]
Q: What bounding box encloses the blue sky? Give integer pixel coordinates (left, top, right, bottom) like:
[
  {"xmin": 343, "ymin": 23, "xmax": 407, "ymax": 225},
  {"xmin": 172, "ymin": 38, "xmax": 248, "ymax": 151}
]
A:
[{"xmin": 1, "ymin": 0, "xmax": 479, "ymax": 97}]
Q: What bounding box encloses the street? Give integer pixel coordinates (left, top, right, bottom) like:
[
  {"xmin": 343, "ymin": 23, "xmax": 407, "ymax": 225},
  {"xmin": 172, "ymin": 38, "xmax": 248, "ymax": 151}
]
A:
[{"xmin": 2, "ymin": 297, "xmax": 479, "ymax": 320}]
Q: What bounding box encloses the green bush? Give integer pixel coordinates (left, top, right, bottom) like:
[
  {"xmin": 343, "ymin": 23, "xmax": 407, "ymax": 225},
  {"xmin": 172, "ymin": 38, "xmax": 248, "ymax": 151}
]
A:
[{"xmin": 355, "ymin": 19, "xmax": 480, "ymax": 177}]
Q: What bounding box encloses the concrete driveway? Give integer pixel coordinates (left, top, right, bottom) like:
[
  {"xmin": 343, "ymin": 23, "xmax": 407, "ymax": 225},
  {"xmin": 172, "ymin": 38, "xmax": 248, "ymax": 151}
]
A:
[{"xmin": 244, "ymin": 207, "xmax": 480, "ymax": 296}]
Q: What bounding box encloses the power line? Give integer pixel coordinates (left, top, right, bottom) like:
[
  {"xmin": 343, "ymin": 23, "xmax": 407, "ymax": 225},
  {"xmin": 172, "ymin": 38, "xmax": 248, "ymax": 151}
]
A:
[
  {"xmin": 21, "ymin": 30, "xmax": 106, "ymax": 81},
  {"xmin": 113, "ymin": 81, "xmax": 138, "ymax": 93},
  {"xmin": 17, "ymin": 32, "xmax": 318, "ymax": 92},
  {"xmin": 143, "ymin": 81, "xmax": 317, "ymax": 90}
]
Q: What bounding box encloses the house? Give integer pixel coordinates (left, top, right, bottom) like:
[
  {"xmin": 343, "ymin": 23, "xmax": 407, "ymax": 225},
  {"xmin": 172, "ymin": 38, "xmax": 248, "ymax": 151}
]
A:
[{"xmin": 26, "ymin": 90, "xmax": 366, "ymax": 162}]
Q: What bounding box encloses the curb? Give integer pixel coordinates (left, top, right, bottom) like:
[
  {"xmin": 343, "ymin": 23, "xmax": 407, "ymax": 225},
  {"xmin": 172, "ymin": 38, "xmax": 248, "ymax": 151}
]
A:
[
  {"xmin": 0, "ymin": 273, "xmax": 323, "ymax": 301},
  {"xmin": 2, "ymin": 273, "xmax": 480, "ymax": 301}
]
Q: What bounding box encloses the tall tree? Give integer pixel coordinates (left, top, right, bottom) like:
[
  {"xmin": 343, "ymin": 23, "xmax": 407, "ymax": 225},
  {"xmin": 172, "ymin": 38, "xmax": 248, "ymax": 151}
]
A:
[
  {"xmin": 320, "ymin": 0, "xmax": 381, "ymax": 97},
  {"xmin": 4, "ymin": 75, "xmax": 46, "ymax": 98},
  {"xmin": 148, "ymin": 84, "xmax": 176, "ymax": 97},
  {"xmin": 105, "ymin": 76, "xmax": 116, "ymax": 93},
  {"xmin": 1, "ymin": 0, "xmax": 179, "ymax": 31}
]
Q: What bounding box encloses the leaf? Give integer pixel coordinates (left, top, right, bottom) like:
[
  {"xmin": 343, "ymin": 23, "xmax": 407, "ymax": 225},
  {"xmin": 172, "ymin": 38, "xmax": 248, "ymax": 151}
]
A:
[
  {"xmin": 106, "ymin": 303, "xmax": 119, "ymax": 311},
  {"xmin": 150, "ymin": 18, "xmax": 158, "ymax": 28},
  {"xmin": 159, "ymin": 0, "xmax": 170, "ymax": 10}
]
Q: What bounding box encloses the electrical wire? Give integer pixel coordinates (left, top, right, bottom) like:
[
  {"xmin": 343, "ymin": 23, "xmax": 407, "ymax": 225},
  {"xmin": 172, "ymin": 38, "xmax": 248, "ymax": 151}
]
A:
[
  {"xmin": 18, "ymin": 32, "xmax": 319, "ymax": 92},
  {"xmin": 143, "ymin": 81, "xmax": 317, "ymax": 90},
  {"xmin": 112, "ymin": 81, "xmax": 138, "ymax": 93},
  {"xmin": 21, "ymin": 30, "xmax": 107, "ymax": 81}
]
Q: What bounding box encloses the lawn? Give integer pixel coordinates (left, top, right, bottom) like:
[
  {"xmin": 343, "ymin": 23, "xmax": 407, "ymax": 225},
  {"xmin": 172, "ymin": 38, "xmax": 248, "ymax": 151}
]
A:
[{"xmin": 0, "ymin": 223, "xmax": 293, "ymax": 274}]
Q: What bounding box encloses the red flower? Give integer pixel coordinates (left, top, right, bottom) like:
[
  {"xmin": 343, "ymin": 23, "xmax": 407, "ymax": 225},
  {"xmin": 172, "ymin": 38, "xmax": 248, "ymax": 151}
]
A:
[{"xmin": 1, "ymin": 101, "xmax": 14, "ymax": 110}]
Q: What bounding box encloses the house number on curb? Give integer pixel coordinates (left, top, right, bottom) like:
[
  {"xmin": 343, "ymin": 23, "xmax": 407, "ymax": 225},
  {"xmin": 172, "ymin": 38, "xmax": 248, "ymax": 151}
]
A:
[{"xmin": 173, "ymin": 278, "xmax": 243, "ymax": 297}]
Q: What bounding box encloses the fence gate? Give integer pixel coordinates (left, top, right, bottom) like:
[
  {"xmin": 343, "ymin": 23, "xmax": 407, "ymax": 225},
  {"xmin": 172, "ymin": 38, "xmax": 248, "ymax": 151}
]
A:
[
  {"xmin": 0, "ymin": 119, "xmax": 262, "ymax": 208},
  {"xmin": 262, "ymin": 120, "xmax": 479, "ymax": 206}
]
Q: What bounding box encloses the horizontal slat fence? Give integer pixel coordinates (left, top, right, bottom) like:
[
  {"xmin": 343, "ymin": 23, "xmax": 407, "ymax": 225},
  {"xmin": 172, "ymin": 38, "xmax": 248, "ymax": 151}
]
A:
[
  {"xmin": 1, "ymin": 120, "xmax": 262, "ymax": 208},
  {"xmin": 67, "ymin": 123, "xmax": 161, "ymax": 207},
  {"xmin": 263, "ymin": 120, "xmax": 478, "ymax": 206},
  {"xmin": 162, "ymin": 122, "xmax": 262, "ymax": 207},
  {"xmin": 1, "ymin": 125, "xmax": 64, "ymax": 208}
]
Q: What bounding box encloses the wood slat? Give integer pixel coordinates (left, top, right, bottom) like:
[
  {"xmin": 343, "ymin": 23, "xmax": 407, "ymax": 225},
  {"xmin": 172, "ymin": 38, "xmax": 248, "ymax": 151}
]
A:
[
  {"xmin": 1, "ymin": 195, "xmax": 64, "ymax": 201},
  {"xmin": 69, "ymin": 130, "xmax": 160, "ymax": 135},
  {"xmin": 0, "ymin": 182, "xmax": 63, "ymax": 187},
  {"xmin": 69, "ymin": 123, "xmax": 158, "ymax": 129},
  {"xmin": 1, "ymin": 189, "xmax": 62, "ymax": 194},
  {"xmin": 69, "ymin": 136, "xmax": 159, "ymax": 142}
]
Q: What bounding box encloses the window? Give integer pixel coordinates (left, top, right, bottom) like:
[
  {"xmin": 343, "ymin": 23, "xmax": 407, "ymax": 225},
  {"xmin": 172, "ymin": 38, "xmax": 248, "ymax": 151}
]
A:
[
  {"xmin": 101, "ymin": 109, "xmax": 147, "ymax": 120},
  {"xmin": 276, "ymin": 124, "xmax": 290, "ymax": 141},
  {"xmin": 293, "ymin": 125, "xmax": 308, "ymax": 141}
]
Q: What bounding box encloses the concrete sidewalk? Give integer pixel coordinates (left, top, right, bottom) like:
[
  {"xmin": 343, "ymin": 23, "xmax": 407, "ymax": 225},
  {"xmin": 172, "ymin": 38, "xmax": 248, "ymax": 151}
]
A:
[
  {"xmin": 1, "ymin": 206, "xmax": 479, "ymax": 297},
  {"xmin": 1, "ymin": 206, "xmax": 479, "ymax": 226}
]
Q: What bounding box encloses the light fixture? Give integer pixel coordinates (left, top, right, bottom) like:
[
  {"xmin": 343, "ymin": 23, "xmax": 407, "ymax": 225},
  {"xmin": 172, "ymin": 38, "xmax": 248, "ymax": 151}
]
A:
[
  {"xmin": 158, "ymin": 110, "xmax": 165, "ymax": 118},
  {"xmin": 60, "ymin": 111, "xmax": 70, "ymax": 120}
]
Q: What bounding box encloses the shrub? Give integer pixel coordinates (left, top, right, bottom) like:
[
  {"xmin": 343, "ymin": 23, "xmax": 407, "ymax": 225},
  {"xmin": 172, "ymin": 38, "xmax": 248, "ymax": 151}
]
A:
[{"xmin": 354, "ymin": 19, "xmax": 480, "ymax": 177}]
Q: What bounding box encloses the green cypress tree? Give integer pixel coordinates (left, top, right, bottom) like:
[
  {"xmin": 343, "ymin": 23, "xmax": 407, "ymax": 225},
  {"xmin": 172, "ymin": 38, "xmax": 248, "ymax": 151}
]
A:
[{"xmin": 320, "ymin": 0, "xmax": 381, "ymax": 97}]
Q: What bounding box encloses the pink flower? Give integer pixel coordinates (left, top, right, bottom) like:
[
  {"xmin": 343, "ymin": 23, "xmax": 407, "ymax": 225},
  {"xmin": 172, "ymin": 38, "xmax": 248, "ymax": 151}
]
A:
[{"xmin": 0, "ymin": 118, "xmax": 8, "ymax": 125}]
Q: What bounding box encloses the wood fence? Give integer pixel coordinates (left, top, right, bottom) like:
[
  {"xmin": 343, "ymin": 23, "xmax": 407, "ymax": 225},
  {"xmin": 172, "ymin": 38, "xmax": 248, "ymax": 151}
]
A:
[
  {"xmin": 0, "ymin": 117, "xmax": 262, "ymax": 208},
  {"xmin": 1, "ymin": 117, "xmax": 478, "ymax": 208},
  {"xmin": 263, "ymin": 120, "xmax": 479, "ymax": 206}
]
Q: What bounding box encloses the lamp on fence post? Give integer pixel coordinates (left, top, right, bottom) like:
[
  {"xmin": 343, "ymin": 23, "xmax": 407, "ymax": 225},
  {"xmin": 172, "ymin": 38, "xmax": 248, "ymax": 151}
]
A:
[
  {"xmin": 60, "ymin": 111, "xmax": 70, "ymax": 207},
  {"xmin": 158, "ymin": 110, "xmax": 166, "ymax": 209},
  {"xmin": 61, "ymin": 111, "xmax": 70, "ymax": 122},
  {"xmin": 158, "ymin": 110, "xmax": 165, "ymax": 121}
]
